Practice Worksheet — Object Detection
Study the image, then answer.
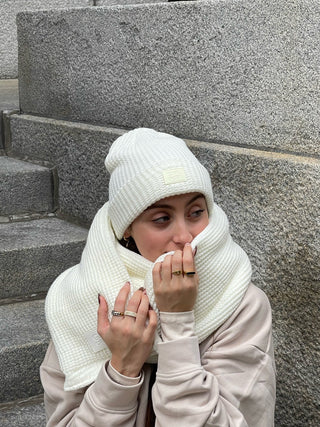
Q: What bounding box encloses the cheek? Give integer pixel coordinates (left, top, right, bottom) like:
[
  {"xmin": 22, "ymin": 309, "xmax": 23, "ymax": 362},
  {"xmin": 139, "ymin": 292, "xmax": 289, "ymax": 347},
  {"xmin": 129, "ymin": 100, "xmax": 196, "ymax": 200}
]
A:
[
  {"xmin": 202, "ymin": 217, "xmax": 210, "ymax": 230},
  {"xmin": 195, "ymin": 216, "xmax": 209, "ymax": 235},
  {"xmin": 132, "ymin": 227, "xmax": 168, "ymax": 260},
  {"xmin": 138, "ymin": 230, "xmax": 166, "ymax": 250}
]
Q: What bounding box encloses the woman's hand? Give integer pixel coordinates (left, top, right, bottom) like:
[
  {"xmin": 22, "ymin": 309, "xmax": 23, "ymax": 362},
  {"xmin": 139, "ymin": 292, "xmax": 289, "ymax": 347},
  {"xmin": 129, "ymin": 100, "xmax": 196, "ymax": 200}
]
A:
[
  {"xmin": 97, "ymin": 283, "xmax": 157, "ymax": 377},
  {"xmin": 153, "ymin": 243, "xmax": 198, "ymax": 312}
]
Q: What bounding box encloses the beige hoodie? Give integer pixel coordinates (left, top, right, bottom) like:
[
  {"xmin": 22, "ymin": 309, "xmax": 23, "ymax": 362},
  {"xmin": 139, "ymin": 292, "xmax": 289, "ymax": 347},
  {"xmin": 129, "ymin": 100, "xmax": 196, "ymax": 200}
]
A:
[{"xmin": 40, "ymin": 284, "xmax": 275, "ymax": 426}]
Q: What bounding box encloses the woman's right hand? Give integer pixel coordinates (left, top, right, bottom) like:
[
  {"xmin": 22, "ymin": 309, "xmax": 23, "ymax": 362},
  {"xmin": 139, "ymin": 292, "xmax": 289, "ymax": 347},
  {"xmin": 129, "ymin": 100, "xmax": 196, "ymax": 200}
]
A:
[{"xmin": 97, "ymin": 282, "xmax": 157, "ymax": 377}]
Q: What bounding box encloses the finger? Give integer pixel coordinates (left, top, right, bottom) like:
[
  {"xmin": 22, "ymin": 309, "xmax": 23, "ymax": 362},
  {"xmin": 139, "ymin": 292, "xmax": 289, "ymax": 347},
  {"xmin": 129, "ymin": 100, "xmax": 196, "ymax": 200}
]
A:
[
  {"xmin": 144, "ymin": 307, "xmax": 158, "ymax": 341},
  {"xmin": 135, "ymin": 293, "xmax": 150, "ymax": 328},
  {"xmin": 152, "ymin": 262, "xmax": 162, "ymax": 286},
  {"xmin": 171, "ymin": 250, "xmax": 183, "ymax": 279},
  {"xmin": 97, "ymin": 294, "xmax": 109, "ymax": 336},
  {"xmin": 113, "ymin": 282, "xmax": 130, "ymax": 312},
  {"xmin": 125, "ymin": 288, "xmax": 143, "ymax": 316},
  {"xmin": 182, "ymin": 243, "xmax": 196, "ymax": 275},
  {"xmin": 162, "ymin": 254, "xmax": 172, "ymax": 283}
]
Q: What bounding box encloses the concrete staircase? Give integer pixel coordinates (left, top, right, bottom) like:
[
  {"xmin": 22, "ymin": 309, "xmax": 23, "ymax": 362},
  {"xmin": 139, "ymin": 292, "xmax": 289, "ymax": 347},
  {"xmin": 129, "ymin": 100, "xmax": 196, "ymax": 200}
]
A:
[
  {"xmin": 0, "ymin": 83, "xmax": 88, "ymax": 424},
  {"xmin": 1, "ymin": 0, "xmax": 320, "ymax": 426}
]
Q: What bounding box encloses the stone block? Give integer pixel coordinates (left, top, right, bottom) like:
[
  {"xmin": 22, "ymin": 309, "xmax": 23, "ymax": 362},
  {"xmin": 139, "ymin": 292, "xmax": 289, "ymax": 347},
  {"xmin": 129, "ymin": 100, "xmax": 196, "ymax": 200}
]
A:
[
  {"xmin": 0, "ymin": 79, "xmax": 19, "ymax": 149},
  {"xmin": 17, "ymin": 0, "xmax": 320, "ymax": 156},
  {"xmin": 0, "ymin": 217, "xmax": 88, "ymax": 299},
  {"xmin": 190, "ymin": 140, "xmax": 320, "ymax": 426},
  {"xmin": 0, "ymin": 299, "xmax": 49, "ymax": 402},
  {"xmin": 0, "ymin": 0, "xmax": 93, "ymax": 78},
  {"xmin": 0, "ymin": 80, "xmax": 19, "ymax": 111},
  {"xmin": 0, "ymin": 156, "xmax": 54, "ymax": 215},
  {"xmin": 96, "ymin": 0, "xmax": 165, "ymax": 5},
  {"xmin": 0, "ymin": 400, "xmax": 46, "ymax": 427},
  {"xmin": 8, "ymin": 114, "xmax": 125, "ymax": 223}
]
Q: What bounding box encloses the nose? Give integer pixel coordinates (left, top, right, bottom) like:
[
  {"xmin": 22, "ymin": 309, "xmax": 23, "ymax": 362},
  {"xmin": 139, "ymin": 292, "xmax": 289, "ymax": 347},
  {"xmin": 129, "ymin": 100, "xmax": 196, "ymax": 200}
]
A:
[{"xmin": 172, "ymin": 219, "xmax": 193, "ymax": 246}]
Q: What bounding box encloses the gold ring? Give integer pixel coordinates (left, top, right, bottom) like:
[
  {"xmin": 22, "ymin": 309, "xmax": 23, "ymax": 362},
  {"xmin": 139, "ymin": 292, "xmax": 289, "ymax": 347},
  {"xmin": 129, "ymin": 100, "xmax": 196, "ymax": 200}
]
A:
[
  {"xmin": 111, "ymin": 310, "xmax": 124, "ymax": 316},
  {"xmin": 172, "ymin": 270, "xmax": 182, "ymax": 276},
  {"xmin": 124, "ymin": 310, "xmax": 137, "ymax": 318},
  {"xmin": 184, "ymin": 271, "xmax": 196, "ymax": 277}
]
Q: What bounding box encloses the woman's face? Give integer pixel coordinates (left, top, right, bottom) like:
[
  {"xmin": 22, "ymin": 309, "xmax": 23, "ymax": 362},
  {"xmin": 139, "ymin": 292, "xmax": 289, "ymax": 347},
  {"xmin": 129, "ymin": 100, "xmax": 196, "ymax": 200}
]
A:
[{"xmin": 124, "ymin": 192, "xmax": 209, "ymax": 262}]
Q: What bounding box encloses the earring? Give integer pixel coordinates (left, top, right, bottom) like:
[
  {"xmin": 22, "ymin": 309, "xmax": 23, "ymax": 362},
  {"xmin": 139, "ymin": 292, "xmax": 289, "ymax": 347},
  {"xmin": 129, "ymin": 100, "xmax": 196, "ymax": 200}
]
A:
[{"xmin": 123, "ymin": 236, "xmax": 130, "ymax": 248}]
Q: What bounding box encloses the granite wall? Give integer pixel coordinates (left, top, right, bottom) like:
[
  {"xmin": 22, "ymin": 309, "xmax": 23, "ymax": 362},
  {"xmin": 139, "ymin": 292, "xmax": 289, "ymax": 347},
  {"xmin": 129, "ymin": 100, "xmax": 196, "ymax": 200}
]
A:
[{"xmin": 0, "ymin": 0, "xmax": 93, "ymax": 78}]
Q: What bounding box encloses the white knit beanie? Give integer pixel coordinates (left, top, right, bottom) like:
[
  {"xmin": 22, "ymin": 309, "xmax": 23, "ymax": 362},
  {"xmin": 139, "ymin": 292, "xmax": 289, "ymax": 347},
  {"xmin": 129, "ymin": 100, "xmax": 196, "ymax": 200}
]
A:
[{"xmin": 105, "ymin": 128, "xmax": 214, "ymax": 239}]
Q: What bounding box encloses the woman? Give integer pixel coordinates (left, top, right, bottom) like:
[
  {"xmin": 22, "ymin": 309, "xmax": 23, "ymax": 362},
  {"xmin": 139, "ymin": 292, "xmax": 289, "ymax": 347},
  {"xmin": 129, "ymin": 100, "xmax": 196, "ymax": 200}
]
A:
[{"xmin": 41, "ymin": 128, "xmax": 276, "ymax": 426}]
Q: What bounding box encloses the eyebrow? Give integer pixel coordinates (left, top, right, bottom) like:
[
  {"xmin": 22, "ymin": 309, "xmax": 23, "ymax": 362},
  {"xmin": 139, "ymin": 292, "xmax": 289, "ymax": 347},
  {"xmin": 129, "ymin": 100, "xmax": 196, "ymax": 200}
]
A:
[{"xmin": 146, "ymin": 194, "xmax": 205, "ymax": 211}]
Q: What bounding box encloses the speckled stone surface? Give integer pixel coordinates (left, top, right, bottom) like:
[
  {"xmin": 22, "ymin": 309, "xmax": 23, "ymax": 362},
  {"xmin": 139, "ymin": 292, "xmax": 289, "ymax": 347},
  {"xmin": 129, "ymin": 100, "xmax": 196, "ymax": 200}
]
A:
[
  {"xmin": 0, "ymin": 0, "xmax": 93, "ymax": 78},
  {"xmin": 0, "ymin": 79, "xmax": 19, "ymax": 149},
  {"xmin": 0, "ymin": 299, "xmax": 49, "ymax": 402},
  {"xmin": 0, "ymin": 80, "xmax": 19, "ymax": 111},
  {"xmin": 0, "ymin": 156, "xmax": 54, "ymax": 215},
  {"xmin": 97, "ymin": 0, "xmax": 165, "ymax": 5},
  {"xmin": 0, "ymin": 217, "xmax": 88, "ymax": 299},
  {"xmin": 191, "ymin": 140, "xmax": 320, "ymax": 427},
  {"xmin": 17, "ymin": 0, "xmax": 320, "ymax": 156},
  {"xmin": 0, "ymin": 400, "xmax": 46, "ymax": 427},
  {"xmin": 7, "ymin": 114, "xmax": 125, "ymax": 223}
]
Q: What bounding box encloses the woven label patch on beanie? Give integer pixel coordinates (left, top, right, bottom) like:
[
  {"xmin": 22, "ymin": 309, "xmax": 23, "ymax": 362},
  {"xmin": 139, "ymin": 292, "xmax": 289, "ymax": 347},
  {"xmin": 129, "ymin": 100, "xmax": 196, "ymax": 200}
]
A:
[{"xmin": 162, "ymin": 167, "xmax": 186, "ymax": 184}]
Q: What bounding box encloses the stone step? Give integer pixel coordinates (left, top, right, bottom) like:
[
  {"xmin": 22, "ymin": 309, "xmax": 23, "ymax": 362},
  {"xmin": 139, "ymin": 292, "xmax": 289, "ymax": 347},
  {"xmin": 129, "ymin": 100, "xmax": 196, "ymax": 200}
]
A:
[
  {"xmin": 0, "ymin": 79, "xmax": 19, "ymax": 111},
  {"xmin": 0, "ymin": 396, "xmax": 46, "ymax": 427},
  {"xmin": 16, "ymin": 0, "xmax": 319, "ymax": 157},
  {"xmin": 0, "ymin": 299, "xmax": 49, "ymax": 403},
  {"xmin": 0, "ymin": 217, "xmax": 88, "ymax": 300},
  {"xmin": 0, "ymin": 0, "xmax": 94, "ymax": 79},
  {"xmin": 0, "ymin": 79, "xmax": 19, "ymax": 150},
  {"xmin": 6, "ymin": 113, "xmax": 124, "ymax": 224},
  {"xmin": 0, "ymin": 156, "xmax": 54, "ymax": 216},
  {"xmin": 0, "ymin": 1, "xmax": 162, "ymax": 80}
]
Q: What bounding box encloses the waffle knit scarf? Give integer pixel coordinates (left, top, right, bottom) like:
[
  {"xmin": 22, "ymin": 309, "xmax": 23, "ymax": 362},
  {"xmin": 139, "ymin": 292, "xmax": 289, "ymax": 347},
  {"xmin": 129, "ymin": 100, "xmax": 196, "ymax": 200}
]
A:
[{"xmin": 45, "ymin": 202, "xmax": 252, "ymax": 391}]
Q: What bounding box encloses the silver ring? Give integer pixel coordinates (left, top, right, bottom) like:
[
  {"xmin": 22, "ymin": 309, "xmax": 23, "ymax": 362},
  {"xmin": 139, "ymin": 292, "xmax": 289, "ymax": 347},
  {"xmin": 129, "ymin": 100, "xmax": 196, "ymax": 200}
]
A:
[
  {"xmin": 124, "ymin": 310, "xmax": 137, "ymax": 318},
  {"xmin": 111, "ymin": 310, "xmax": 124, "ymax": 316}
]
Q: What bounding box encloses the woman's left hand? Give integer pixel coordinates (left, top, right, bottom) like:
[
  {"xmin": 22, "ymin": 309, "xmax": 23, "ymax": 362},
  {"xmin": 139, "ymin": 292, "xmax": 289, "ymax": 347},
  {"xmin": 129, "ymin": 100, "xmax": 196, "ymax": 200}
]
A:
[
  {"xmin": 152, "ymin": 243, "xmax": 198, "ymax": 312},
  {"xmin": 97, "ymin": 284, "xmax": 157, "ymax": 377}
]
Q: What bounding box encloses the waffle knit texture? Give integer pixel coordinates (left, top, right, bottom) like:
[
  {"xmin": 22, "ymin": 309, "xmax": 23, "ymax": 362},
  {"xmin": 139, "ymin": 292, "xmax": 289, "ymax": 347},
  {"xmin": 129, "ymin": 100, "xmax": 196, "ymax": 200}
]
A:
[
  {"xmin": 105, "ymin": 128, "xmax": 214, "ymax": 239},
  {"xmin": 45, "ymin": 202, "xmax": 252, "ymax": 391}
]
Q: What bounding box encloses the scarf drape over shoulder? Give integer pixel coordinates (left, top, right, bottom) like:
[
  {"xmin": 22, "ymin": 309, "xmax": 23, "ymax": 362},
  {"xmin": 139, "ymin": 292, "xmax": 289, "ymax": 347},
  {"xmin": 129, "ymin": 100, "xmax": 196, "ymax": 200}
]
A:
[{"xmin": 46, "ymin": 202, "xmax": 252, "ymax": 391}]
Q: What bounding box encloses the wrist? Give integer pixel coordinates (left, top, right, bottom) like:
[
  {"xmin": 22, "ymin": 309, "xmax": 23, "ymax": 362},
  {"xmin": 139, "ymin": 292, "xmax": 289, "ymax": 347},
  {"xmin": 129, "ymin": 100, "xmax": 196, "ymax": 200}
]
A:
[
  {"xmin": 108, "ymin": 361, "xmax": 141, "ymax": 385},
  {"xmin": 110, "ymin": 358, "xmax": 141, "ymax": 378}
]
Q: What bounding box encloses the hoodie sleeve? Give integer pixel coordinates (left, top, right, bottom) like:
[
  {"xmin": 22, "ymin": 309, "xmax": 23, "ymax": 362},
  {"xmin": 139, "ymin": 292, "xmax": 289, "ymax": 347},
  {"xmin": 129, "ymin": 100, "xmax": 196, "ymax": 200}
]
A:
[
  {"xmin": 152, "ymin": 284, "xmax": 276, "ymax": 427},
  {"xmin": 40, "ymin": 342, "xmax": 144, "ymax": 427}
]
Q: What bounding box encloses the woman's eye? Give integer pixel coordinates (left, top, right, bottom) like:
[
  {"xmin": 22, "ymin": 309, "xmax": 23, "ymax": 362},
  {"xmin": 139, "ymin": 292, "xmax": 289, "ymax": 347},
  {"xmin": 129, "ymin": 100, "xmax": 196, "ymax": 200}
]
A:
[
  {"xmin": 152, "ymin": 215, "xmax": 170, "ymax": 224},
  {"xmin": 190, "ymin": 209, "xmax": 205, "ymax": 218}
]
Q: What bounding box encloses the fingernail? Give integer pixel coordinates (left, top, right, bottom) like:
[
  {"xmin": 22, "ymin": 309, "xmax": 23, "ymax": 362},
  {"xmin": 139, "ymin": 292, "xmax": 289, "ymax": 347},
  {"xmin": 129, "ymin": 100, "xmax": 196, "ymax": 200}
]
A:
[
  {"xmin": 98, "ymin": 293, "xmax": 101, "ymax": 304},
  {"xmin": 139, "ymin": 287, "xmax": 145, "ymax": 291},
  {"xmin": 124, "ymin": 281, "xmax": 130, "ymax": 287},
  {"xmin": 185, "ymin": 242, "xmax": 191, "ymax": 247}
]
